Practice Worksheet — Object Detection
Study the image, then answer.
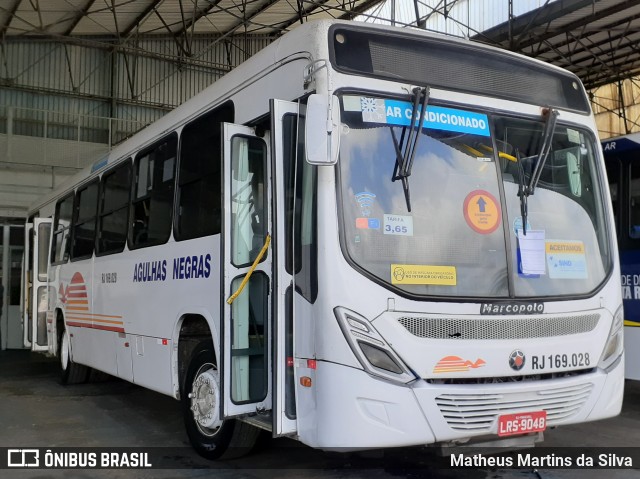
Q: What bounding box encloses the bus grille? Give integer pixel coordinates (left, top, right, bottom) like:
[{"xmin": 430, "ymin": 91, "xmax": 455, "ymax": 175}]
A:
[
  {"xmin": 435, "ymin": 383, "xmax": 593, "ymax": 432},
  {"xmin": 398, "ymin": 314, "xmax": 600, "ymax": 340}
]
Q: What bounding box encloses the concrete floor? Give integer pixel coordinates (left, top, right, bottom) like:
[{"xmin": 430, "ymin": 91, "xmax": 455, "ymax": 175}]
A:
[{"xmin": 1, "ymin": 349, "xmax": 639, "ymax": 479}]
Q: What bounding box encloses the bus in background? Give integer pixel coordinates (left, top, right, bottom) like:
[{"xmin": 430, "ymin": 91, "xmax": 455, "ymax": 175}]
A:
[
  {"xmin": 22, "ymin": 20, "xmax": 623, "ymax": 459},
  {"xmin": 602, "ymin": 133, "xmax": 640, "ymax": 380}
]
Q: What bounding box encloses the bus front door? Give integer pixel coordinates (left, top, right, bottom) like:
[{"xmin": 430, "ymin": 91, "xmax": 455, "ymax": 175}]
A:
[
  {"xmin": 270, "ymin": 99, "xmax": 303, "ymax": 437},
  {"xmin": 222, "ymin": 124, "xmax": 273, "ymax": 418},
  {"xmin": 23, "ymin": 218, "xmax": 52, "ymax": 352}
]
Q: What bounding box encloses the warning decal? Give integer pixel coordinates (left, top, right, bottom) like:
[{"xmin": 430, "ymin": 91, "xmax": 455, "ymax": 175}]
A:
[
  {"xmin": 463, "ymin": 190, "xmax": 501, "ymax": 234},
  {"xmin": 391, "ymin": 264, "xmax": 457, "ymax": 286}
]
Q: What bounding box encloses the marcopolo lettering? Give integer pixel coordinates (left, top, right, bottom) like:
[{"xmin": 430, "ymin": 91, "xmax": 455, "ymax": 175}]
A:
[{"xmin": 480, "ymin": 302, "xmax": 544, "ymax": 315}]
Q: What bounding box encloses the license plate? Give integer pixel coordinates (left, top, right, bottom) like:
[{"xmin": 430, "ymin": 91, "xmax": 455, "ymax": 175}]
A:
[{"xmin": 497, "ymin": 411, "xmax": 547, "ymax": 437}]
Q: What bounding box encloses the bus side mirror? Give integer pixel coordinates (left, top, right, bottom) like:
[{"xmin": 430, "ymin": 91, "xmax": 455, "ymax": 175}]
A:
[
  {"xmin": 567, "ymin": 149, "xmax": 582, "ymax": 197},
  {"xmin": 305, "ymin": 94, "xmax": 340, "ymax": 165}
]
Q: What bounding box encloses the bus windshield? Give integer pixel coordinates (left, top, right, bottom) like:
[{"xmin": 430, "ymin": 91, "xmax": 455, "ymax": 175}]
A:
[{"xmin": 338, "ymin": 93, "xmax": 610, "ymax": 299}]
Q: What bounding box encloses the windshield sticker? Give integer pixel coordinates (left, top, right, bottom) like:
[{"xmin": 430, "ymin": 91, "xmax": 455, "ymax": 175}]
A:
[
  {"xmin": 356, "ymin": 218, "xmax": 380, "ymax": 229},
  {"xmin": 354, "ymin": 191, "xmax": 376, "ymax": 217},
  {"xmin": 383, "ymin": 214, "xmax": 413, "ymax": 236},
  {"xmin": 463, "ymin": 190, "xmax": 501, "ymax": 234},
  {"xmin": 343, "ymin": 96, "xmax": 363, "ymax": 111},
  {"xmin": 391, "ymin": 264, "xmax": 456, "ymax": 286},
  {"xmin": 358, "ymin": 97, "xmax": 490, "ymax": 137},
  {"xmin": 517, "ymin": 230, "xmax": 546, "ymax": 276},
  {"xmin": 546, "ymin": 241, "xmax": 587, "ymax": 279},
  {"xmin": 567, "ymin": 128, "xmax": 580, "ymax": 144}
]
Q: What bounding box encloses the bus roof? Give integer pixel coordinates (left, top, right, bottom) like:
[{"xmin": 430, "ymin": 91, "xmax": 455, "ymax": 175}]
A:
[{"xmin": 602, "ymin": 132, "xmax": 640, "ymax": 154}]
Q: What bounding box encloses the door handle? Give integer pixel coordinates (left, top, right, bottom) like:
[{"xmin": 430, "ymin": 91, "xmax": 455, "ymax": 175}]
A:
[{"xmin": 226, "ymin": 233, "xmax": 271, "ymax": 305}]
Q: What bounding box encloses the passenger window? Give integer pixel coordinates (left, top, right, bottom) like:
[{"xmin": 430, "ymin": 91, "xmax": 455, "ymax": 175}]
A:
[
  {"xmin": 51, "ymin": 194, "xmax": 74, "ymax": 264},
  {"xmin": 605, "ymin": 159, "xmax": 620, "ymax": 237},
  {"xmin": 230, "ymin": 135, "xmax": 267, "ymax": 267},
  {"xmin": 97, "ymin": 160, "xmax": 131, "ymax": 255},
  {"xmin": 131, "ymin": 134, "xmax": 177, "ymax": 248},
  {"xmin": 176, "ymin": 102, "xmax": 233, "ymax": 240},
  {"xmin": 230, "ymin": 272, "xmax": 269, "ymax": 403},
  {"xmin": 71, "ymin": 181, "xmax": 98, "ymax": 259}
]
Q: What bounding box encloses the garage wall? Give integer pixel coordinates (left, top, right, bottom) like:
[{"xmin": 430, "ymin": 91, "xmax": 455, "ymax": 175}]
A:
[{"xmin": 0, "ymin": 34, "xmax": 274, "ymax": 217}]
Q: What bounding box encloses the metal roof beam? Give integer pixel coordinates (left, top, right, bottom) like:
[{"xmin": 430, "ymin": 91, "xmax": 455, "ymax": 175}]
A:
[
  {"xmin": 567, "ymin": 43, "xmax": 640, "ymax": 75},
  {"xmin": 1, "ymin": 0, "xmax": 21, "ymax": 36},
  {"xmin": 529, "ymin": 15, "xmax": 640, "ymax": 65},
  {"xmin": 5, "ymin": 33, "xmax": 231, "ymax": 72},
  {"xmin": 63, "ymin": 0, "xmax": 97, "ymax": 36},
  {"xmin": 585, "ymin": 65, "xmax": 640, "ymax": 90},
  {"xmin": 263, "ymin": 0, "xmax": 331, "ymax": 33},
  {"xmin": 503, "ymin": 0, "xmax": 640, "ymax": 51},
  {"xmin": 152, "ymin": 6, "xmax": 190, "ymax": 56},
  {"xmin": 191, "ymin": 0, "xmax": 284, "ymax": 60},
  {"xmin": 122, "ymin": 0, "xmax": 165, "ymax": 37},
  {"xmin": 338, "ymin": 0, "xmax": 385, "ymax": 21},
  {"xmin": 172, "ymin": 0, "xmax": 219, "ymax": 38},
  {"xmin": 477, "ymin": 0, "xmax": 596, "ymax": 45}
]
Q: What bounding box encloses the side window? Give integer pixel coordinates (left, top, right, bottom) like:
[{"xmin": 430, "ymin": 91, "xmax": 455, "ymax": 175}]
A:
[
  {"xmin": 71, "ymin": 181, "xmax": 98, "ymax": 260},
  {"xmin": 283, "ymin": 114, "xmax": 317, "ymax": 302},
  {"xmin": 131, "ymin": 134, "xmax": 177, "ymax": 249},
  {"xmin": 630, "ymin": 162, "xmax": 640, "ymax": 239},
  {"xmin": 51, "ymin": 193, "xmax": 74, "ymax": 264},
  {"xmin": 37, "ymin": 222, "xmax": 51, "ymax": 281},
  {"xmin": 97, "ymin": 160, "xmax": 131, "ymax": 255},
  {"xmin": 176, "ymin": 102, "xmax": 234, "ymax": 240},
  {"xmin": 230, "ymin": 136, "xmax": 267, "ymax": 267},
  {"xmin": 605, "ymin": 158, "xmax": 620, "ymax": 237}
]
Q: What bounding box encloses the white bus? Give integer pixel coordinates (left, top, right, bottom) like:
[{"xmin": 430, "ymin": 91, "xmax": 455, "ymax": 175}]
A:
[{"xmin": 22, "ymin": 20, "xmax": 623, "ymax": 459}]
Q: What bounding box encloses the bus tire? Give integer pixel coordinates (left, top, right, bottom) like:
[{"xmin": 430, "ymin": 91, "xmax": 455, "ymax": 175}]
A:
[
  {"xmin": 57, "ymin": 324, "xmax": 89, "ymax": 385},
  {"xmin": 182, "ymin": 340, "xmax": 260, "ymax": 460}
]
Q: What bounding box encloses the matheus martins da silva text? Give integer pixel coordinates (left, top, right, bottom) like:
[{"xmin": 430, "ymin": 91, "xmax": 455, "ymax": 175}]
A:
[{"xmin": 451, "ymin": 453, "xmax": 633, "ymax": 468}]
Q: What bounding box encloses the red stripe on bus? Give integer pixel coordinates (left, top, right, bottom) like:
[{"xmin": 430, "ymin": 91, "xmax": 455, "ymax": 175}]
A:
[{"xmin": 66, "ymin": 321, "xmax": 125, "ymax": 333}]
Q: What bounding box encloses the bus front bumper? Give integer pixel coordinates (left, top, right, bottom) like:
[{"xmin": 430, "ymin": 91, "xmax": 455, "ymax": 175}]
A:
[{"xmin": 301, "ymin": 357, "xmax": 624, "ymax": 450}]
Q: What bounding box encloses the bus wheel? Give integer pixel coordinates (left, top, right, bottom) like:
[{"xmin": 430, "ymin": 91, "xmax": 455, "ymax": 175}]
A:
[
  {"xmin": 57, "ymin": 324, "xmax": 88, "ymax": 385},
  {"xmin": 182, "ymin": 341, "xmax": 259, "ymax": 460}
]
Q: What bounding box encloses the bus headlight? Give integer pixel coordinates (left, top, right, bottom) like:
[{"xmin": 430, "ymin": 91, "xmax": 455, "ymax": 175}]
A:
[
  {"xmin": 334, "ymin": 307, "xmax": 416, "ymax": 384},
  {"xmin": 599, "ymin": 305, "xmax": 624, "ymax": 371}
]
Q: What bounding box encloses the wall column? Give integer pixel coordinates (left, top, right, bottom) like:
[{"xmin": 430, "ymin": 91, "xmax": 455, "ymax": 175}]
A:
[{"xmin": 1, "ymin": 224, "xmax": 10, "ymax": 350}]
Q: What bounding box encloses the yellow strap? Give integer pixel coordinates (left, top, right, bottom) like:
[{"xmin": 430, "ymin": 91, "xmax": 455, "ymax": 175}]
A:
[{"xmin": 226, "ymin": 233, "xmax": 271, "ymax": 305}]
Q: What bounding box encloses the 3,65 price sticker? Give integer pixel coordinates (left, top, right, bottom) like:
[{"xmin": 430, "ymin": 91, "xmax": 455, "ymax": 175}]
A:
[{"xmin": 384, "ymin": 214, "xmax": 413, "ymax": 236}]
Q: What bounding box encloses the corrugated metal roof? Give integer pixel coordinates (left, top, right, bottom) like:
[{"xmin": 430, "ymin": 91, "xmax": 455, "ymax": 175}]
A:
[
  {"xmin": 474, "ymin": 0, "xmax": 640, "ymax": 91},
  {"xmin": 1, "ymin": 0, "xmax": 382, "ymax": 38},
  {"xmin": 4, "ymin": 0, "xmax": 636, "ymax": 92},
  {"xmin": 4, "ymin": 0, "xmax": 640, "ymax": 139}
]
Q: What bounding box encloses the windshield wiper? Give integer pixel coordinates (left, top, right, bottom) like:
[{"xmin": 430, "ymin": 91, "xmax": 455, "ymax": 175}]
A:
[
  {"xmin": 391, "ymin": 86, "xmax": 430, "ymax": 212},
  {"xmin": 514, "ymin": 108, "xmax": 559, "ymax": 236},
  {"xmin": 515, "ymin": 148, "xmax": 529, "ymax": 236},
  {"xmin": 529, "ymin": 108, "xmax": 559, "ymax": 195}
]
